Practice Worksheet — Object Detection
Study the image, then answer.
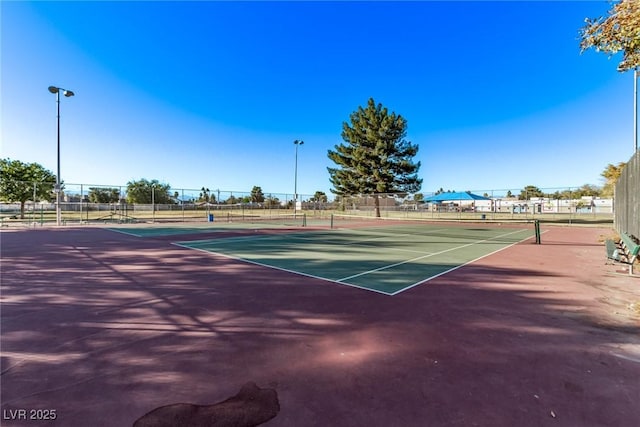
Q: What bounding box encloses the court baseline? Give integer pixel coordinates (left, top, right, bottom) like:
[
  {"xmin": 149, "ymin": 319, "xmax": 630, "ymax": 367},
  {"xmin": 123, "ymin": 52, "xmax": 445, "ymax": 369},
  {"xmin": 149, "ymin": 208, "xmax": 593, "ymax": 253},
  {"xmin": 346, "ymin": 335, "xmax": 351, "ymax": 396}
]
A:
[{"xmin": 174, "ymin": 227, "xmax": 533, "ymax": 295}]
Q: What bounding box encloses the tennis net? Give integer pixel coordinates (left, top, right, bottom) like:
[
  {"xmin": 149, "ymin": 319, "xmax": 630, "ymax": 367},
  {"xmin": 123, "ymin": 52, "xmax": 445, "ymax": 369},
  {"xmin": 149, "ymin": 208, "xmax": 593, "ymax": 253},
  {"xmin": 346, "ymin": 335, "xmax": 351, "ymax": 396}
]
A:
[
  {"xmin": 330, "ymin": 213, "xmax": 539, "ymax": 239},
  {"xmin": 223, "ymin": 212, "xmax": 307, "ymax": 227}
]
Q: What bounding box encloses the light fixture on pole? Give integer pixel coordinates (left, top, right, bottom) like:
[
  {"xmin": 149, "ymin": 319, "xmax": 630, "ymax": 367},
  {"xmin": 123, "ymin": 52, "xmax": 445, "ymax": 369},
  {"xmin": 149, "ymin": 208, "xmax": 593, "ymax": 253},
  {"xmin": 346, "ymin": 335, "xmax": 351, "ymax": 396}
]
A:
[
  {"xmin": 293, "ymin": 140, "xmax": 304, "ymax": 211},
  {"xmin": 48, "ymin": 86, "xmax": 74, "ymax": 226}
]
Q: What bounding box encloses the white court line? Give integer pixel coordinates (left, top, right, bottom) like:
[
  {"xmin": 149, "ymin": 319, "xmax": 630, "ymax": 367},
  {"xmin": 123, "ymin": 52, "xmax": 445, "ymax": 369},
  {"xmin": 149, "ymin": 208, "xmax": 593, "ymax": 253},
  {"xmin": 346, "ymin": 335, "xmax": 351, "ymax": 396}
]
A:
[
  {"xmin": 182, "ymin": 229, "xmax": 436, "ymax": 256},
  {"xmin": 107, "ymin": 226, "xmax": 215, "ymax": 238},
  {"xmin": 182, "ymin": 228, "xmax": 425, "ymax": 246},
  {"xmin": 291, "ymin": 226, "xmax": 457, "ymax": 254},
  {"xmin": 173, "ymin": 227, "xmax": 537, "ymax": 297},
  {"xmin": 289, "ymin": 232, "xmax": 436, "ymax": 255},
  {"xmin": 389, "ymin": 231, "xmax": 539, "ymax": 295},
  {"xmin": 171, "ymin": 242, "xmax": 394, "ymax": 296},
  {"xmin": 178, "ymin": 232, "xmax": 295, "ymax": 245},
  {"xmin": 105, "ymin": 228, "xmax": 144, "ymax": 238},
  {"xmin": 337, "ymin": 228, "xmax": 530, "ymax": 282}
]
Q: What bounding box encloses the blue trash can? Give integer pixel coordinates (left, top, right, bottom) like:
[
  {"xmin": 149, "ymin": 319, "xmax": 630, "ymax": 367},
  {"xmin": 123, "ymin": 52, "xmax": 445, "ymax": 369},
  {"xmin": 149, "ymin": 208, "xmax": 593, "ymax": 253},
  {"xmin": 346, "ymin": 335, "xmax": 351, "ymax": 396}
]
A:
[{"xmin": 208, "ymin": 214, "xmax": 214, "ymax": 222}]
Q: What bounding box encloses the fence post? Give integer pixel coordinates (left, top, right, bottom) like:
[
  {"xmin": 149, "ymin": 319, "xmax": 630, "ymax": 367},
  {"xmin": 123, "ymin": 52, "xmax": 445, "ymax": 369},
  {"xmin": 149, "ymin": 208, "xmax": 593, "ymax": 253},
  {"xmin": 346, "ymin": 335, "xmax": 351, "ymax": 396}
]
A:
[
  {"xmin": 32, "ymin": 182, "xmax": 36, "ymax": 226},
  {"xmin": 80, "ymin": 184, "xmax": 83, "ymax": 224},
  {"xmin": 151, "ymin": 185, "xmax": 155, "ymax": 223}
]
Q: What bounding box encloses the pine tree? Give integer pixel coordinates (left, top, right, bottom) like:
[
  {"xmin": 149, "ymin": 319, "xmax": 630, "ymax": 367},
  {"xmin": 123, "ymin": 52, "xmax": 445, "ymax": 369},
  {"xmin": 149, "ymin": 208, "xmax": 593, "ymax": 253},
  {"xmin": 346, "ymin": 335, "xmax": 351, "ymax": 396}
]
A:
[
  {"xmin": 327, "ymin": 98, "xmax": 422, "ymax": 217},
  {"xmin": 250, "ymin": 186, "xmax": 265, "ymax": 203}
]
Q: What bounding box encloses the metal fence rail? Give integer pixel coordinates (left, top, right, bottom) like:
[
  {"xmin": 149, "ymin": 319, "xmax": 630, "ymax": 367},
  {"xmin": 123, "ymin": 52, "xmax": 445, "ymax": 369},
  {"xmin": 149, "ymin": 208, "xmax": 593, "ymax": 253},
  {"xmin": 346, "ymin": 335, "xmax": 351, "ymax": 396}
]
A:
[{"xmin": 0, "ymin": 181, "xmax": 615, "ymax": 226}]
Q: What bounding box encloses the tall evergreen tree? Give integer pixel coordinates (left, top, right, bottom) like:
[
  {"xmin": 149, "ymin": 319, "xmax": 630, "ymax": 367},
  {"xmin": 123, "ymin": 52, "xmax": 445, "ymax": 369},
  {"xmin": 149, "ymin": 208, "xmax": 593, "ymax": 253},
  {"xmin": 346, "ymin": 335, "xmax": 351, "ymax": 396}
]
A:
[
  {"xmin": 250, "ymin": 186, "xmax": 265, "ymax": 203},
  {"xmin": 327, "ymin": 98, "xmax": 422, "ymax": 217}
]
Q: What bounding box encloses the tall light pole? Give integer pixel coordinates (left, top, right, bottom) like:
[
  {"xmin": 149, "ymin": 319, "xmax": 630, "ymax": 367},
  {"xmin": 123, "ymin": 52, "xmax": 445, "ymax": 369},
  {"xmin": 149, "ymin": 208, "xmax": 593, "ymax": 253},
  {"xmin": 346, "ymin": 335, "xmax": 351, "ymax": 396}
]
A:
[
  {"xmin": 48, "ymin": 86, "xmax": 74, "ymax": 226},
  {"xmin": 634, "ymin": 68, "xmax": 638, "ymax": 153},
  {"xmin": 293, "ymin": 139, "xmax": 304, "ymax": 212}
]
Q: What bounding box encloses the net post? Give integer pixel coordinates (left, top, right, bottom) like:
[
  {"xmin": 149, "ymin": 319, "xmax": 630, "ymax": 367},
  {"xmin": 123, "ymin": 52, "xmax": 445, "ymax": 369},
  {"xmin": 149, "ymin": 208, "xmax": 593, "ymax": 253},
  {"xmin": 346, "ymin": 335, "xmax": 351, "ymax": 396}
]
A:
[
  {"xmin": 302, "ymin": 213, "xmax": 307, "ymax": 227},
  {"xmin": 330, "ymin": 213, "xmax": 334, "ymax": 229},
  {"xmin": 534, "ymin": 220, "xmax": 541, "ymax": 244}
]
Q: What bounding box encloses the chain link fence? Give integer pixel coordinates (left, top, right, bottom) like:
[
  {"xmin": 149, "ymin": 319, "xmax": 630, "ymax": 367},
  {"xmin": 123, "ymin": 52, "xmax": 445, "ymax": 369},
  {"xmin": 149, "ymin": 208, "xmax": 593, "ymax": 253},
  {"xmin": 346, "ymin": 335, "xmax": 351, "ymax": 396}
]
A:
[
  {"xmin": 0, "ymin": 181, "xmax": 614, "ymax": 226},
  {"xmin": 0, "ymin": 182, "xmax": 329, "ymax": 225},
  {"xmin": 330, "ymin": 189, "xmax": 613, "ymax": 223}
]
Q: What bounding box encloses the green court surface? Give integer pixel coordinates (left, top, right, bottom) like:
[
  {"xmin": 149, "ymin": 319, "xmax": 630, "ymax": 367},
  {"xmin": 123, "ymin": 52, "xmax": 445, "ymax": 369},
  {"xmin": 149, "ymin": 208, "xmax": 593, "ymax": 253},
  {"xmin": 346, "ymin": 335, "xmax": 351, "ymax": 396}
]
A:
[
  {"xmin": 174, "ymin": 224, "xmax": 534, "ymax": 295},
  {"xmin": 109, "ymin": 225, "xmax": 227, "ymax": 237},
  {"xmin": 108, "ymin": 217, "xmax": 309, "ymax": 237}
]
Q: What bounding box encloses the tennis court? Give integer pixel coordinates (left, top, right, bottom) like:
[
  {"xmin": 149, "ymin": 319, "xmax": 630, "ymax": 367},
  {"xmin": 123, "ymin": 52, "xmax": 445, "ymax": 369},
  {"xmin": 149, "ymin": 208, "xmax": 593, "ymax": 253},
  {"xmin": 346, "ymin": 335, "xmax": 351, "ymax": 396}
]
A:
[
  {"xmin": 112, "ymin": 216, "xmax": 536, "ymax": 295},
  {"xmin": 3, "ymin": 222, "xmax": 639, "ymax": 427}
]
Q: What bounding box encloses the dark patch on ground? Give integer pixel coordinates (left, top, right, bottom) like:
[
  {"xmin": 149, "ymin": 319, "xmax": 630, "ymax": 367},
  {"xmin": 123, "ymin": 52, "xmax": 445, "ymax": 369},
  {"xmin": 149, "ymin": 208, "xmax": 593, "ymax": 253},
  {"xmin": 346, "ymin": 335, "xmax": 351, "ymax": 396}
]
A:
[{"xmin": 133, "ymin": 382, "xmax": 279, "ymax": 427}]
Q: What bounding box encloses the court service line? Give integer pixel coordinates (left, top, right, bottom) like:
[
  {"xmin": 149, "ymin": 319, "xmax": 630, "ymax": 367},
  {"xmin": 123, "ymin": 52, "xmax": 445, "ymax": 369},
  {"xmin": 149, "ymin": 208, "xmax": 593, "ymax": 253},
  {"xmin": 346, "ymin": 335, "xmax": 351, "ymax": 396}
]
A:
[
  {"xmin": 285, "ymin": 232, "xmax": 436, "ymax": 255},
  {"xmin": 287, "ymin": 226, "xmax": 459, "ymax": 254},
  {"xmin": 181, "ymin": 230, "xmax": 432, "ymax": 255},
  {"xmin": 177, "ymin": 232, "xmax": 298, "ymax": 246},
  {"xmin": 182, "ymin": 231, "xmax": 437, "ymax": 257},
  {"xmin": 171, "ymin": 242, "xmax": 395, "ymax": 296},
  {"xmin": 339, "ymin": 226, "xmax": 454, "ymax": 242},
  {"xmin": 389, "ymin": 231, "xmax": 538, "ymax": 295},
  {"xmin": 336, "ymin": 228, "xmax": 529, "ymax": 282}
]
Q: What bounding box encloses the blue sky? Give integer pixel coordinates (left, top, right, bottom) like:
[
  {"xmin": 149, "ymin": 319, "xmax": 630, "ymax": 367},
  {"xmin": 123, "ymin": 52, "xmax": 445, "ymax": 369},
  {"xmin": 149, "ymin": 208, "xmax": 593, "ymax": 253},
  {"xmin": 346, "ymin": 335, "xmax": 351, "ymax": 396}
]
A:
[{"xmin": 1, "ymin": 0, "xmax": 637, "ymax": 199}]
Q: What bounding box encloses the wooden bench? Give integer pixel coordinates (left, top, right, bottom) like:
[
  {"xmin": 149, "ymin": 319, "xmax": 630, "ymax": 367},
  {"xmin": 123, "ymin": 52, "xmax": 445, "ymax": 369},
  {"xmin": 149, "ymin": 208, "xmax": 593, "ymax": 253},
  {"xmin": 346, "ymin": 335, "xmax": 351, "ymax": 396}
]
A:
[{"xmin": 606, "ymin": 232, "xmax": 640, "ymax": 275}]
